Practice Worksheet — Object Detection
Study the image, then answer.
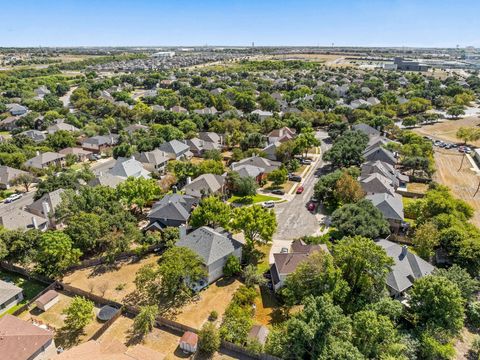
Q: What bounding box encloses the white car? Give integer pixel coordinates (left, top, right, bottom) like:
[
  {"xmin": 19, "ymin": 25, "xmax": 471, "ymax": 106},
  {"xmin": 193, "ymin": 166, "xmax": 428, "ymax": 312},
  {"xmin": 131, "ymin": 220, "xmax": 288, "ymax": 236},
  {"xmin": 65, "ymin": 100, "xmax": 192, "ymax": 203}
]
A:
[
  {"xmin": 4, "ymin": 193, "xmax": 22, "ymax": 204},
  {"xmin": 262, "ymin": 200, "xmax": 275, "ymax": 208}
]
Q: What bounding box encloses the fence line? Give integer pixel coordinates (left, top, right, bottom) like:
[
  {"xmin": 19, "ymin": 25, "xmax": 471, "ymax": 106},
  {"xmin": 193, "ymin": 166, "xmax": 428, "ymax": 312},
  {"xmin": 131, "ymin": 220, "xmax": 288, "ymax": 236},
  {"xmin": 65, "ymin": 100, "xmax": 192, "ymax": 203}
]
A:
[
  {"xmin": 89, "ymin": 307, "xmax": 123, "ymax": 341},
  {"xmin": 12, "ymin": 281, "xmax": 57, "ymax": 317}
]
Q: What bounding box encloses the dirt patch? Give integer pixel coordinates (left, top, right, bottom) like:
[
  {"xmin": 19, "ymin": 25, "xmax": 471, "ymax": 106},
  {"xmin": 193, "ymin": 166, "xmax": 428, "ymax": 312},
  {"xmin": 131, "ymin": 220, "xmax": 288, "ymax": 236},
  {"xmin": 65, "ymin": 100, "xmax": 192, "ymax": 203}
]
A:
[
  {"xmin": 173, "ymin": 279, "xmax": 242, "ymax": 329},
  {"xmin": 454, "ymin": 327, "xmax": 478, "ymax": 359},
  {"xmin": 413, "ymin": 117, "xmax": 480, "ymax": 147},
  {"xmin": 406, "ymin": 182, "xmax": 429, "ymax": 194},
  {"xmin": 62, "ymin": 255, "xmax": 160, "ymax": 303}
]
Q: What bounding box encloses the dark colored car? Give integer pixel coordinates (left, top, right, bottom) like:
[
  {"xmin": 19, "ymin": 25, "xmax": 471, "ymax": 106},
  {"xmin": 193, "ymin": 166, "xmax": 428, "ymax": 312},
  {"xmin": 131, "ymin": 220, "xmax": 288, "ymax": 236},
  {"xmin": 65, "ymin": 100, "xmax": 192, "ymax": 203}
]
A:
[
  {"xmin": 271, "ymin": 189, "xmax": 285, "ymax": 195},
  {"xmin": 307, "ymin": 202, "xmax": 316, "ymax": 212},
  {"xmin": 289, "ymin": 174, "xmax": 302, "ymax": 182}
]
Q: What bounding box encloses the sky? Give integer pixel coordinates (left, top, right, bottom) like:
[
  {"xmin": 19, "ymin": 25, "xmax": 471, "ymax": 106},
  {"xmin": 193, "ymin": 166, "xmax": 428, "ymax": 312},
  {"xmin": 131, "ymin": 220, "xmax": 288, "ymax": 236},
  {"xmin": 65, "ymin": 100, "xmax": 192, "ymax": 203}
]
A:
[{"xmin": 1, "ymin": 0, "xmax": 479, "ymax": 48}]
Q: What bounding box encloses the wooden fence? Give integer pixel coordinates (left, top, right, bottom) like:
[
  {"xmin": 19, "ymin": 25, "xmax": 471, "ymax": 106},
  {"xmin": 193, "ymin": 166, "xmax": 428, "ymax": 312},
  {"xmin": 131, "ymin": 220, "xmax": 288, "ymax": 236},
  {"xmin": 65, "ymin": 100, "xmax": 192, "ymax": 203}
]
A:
[
  {"xmin": 89, "ymin": 307, "xmax": 123, "ymax": 341},
  {"xmin": 11, "ymin": 281, "xmax": 57, "ymax": 317}
]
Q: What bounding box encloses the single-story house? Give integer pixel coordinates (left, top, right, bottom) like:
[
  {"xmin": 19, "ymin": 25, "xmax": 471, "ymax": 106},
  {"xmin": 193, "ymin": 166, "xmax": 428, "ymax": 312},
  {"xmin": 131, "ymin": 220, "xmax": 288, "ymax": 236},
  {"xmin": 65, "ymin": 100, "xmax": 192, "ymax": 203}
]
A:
[
  {"xmin": 177, "ymin": 226, "xmax": 243, "ymax": 284},
  {"xmin": 0, "ymin": 116, "xmax": 20, "ymax": 131},
  {"xmin": 59, "ymin": 147, "xmax": 93, "ymax": 162},
  {"xmin": 81, "ymin": 134, "xmax": 119, "ymax": 153},
  {"xmin": 183, "ymin": 173, "xmax": 226, "ymax": 198},
  {"xmin": 24, "ymin": 152, "xmax": 66, "ymax": 170},
  {"xmin": 124, "ymin": 123, "xmax": 149, "ymax": 135},
  {"xmin": 158, "ymin": 139, "xmax": 192, "ymax": 160},
  {"xmin": 366, "ymin": 193, "xmax": 404, "ymax": 233},
  {"xmin": 26, "ymin": 188, "xmax": 65, "ymax": 220},
  {"xmin": 184, "ymin": 137, "xmax": 222, "ymax": 157},
  {"xmin": 89, "ymin": 172, "xmax": 125, "ymax": 188},
  {"xmin": 198, "ymin": 132, "xmax": 224, "ymax": 146},
  {"xmin": 0, "ymin": 166, "xmax": 29, "ymax": 189},
  {"xmin": 0, "ymin": 280, "xmax": 23, "ymax": 314},
  {"xmin": 134, "ymin": 149, "xmax": 169, "ymax": 173},
  {"xmin": 267, "ymin": 127, "xmax": 296, "ymax": 144},
  {"xmin": 193, "ymin": 107, "xmax": 218, "ymax": 115},
  {"xmin": 19, "ymin": 130, "xmax": 47, "ymax": 143},
  {"xmin": 170, "ymin": 105, "xmax": 188, "ymax": 114},
  {"xmin": 376, "ymin": 239, "xmax": 434, "ymax": 298},
  {"xmin": 108, "ymin": 157, "xmax": 151, "ymax": 179},
  {"xmin": 6, "ymin": 103, "xmax": 28, "ymax": 116},
  {"xmin": 35, "ymin": 290, "xmax": 60, "ymax": 312},
  {"xmin": 231, "ymin": 156, "xmax": 281, "ymax": 183},
  {"xmin": 262, "ymin": 142, "xmax": 280, "ymax": 161},
  {"xmin": 0, "ymin": 209, "xmax": 48, "ymax": 231},
  {"xmin": 146, "ymin": 193, "xmax": 198, "ymax": 230},
  {"xmin": 46, "ymin": 121, "xmax": 80, "ymax": 134},
  {"xmin": 34, "ymin": 85, "xmax": 51, "ymax": 100},
  {"xmin": 352, "ymin": 123, "xmax": 381, "ymax": 137},
  {"xmin": 0, "ymin": 314, "xmax": 56, "ymax": 360},
  {"xmin": 270, "ymin": 240, "xmax": 329, "ymax": 291},
  {"xmin": 251, "ymin": 109, "xmax": 273, "ymax": 120}
]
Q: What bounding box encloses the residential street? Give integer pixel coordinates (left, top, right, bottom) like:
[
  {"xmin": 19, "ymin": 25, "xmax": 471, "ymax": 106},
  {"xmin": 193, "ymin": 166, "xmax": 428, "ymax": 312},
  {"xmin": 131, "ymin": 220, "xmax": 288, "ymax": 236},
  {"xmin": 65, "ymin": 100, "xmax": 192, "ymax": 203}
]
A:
[{"xmin": 0, "ymin": 191, "xmax": 35, "ymax": 216}]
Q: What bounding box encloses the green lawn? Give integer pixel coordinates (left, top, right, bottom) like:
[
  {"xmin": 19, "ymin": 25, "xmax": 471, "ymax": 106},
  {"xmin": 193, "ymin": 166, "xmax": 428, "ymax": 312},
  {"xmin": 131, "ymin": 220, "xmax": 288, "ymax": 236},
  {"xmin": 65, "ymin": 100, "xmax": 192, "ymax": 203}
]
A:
[
  {"xmin": 0, "ymin": 270, "xmax": 47, "ymax": 317},
  {"xmin": 228, "ymin": 194, "xmax": 281, "ymax": 204}
]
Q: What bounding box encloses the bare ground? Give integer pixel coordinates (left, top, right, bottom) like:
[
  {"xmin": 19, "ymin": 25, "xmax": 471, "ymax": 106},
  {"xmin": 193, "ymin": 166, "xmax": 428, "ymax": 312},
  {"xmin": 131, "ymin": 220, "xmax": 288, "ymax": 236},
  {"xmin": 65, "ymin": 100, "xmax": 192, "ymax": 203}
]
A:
[{"xmin": 413, "ymin": 116, "xmax": 480, "ymax": 147}]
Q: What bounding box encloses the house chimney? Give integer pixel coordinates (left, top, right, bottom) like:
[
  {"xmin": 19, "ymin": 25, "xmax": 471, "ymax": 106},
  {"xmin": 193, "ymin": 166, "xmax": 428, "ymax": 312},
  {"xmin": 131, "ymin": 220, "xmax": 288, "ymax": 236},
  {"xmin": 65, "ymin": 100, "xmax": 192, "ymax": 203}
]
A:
[
  {"xmin": 36, "ymin": 151, "xmax": 40, "ymax": 156},
  {"xmin": 41, "ymin": 200, "xmax": 51, "ymax": 217},
  {"xmin": 179, "ymin": 224, "xmax": 187, "ymax": 240},
  {"xmin": 31, "ymin": 217, "xmax": 38, "ymax": 229},
  {"xmin": 186, "ymin": 176, "xmax": 191, "ymax": 185}
]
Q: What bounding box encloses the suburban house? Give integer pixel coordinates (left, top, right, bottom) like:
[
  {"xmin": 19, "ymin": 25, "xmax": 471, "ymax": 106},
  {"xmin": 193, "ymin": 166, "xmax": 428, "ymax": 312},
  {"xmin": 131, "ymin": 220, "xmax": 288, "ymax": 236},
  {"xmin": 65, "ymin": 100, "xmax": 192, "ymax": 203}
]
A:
[
  {"xmin": 363, "ymin": 146, "xmax": 397, "ymax": 166},
  {"xmin": 376, "ymin": 239, "xmax": 434, "ymax": 298},
  {"xmin": 108, "ymin": 157, "xmax": 151, "ymax": 179},
  {"xmin": 24, "ymin": 152, "xmax": 66, "ymax": 170},
  {"xmin": 146, "ymin": 193, "xmax": 198, "ymax": 230},
  {"xmin": 352, "ymin": 123, "xmax": 381, "ymax": 137},
  {"xmin": 183, "ymin": 173, "xmax": 226, "ymax": 198},
  {"xmin": 158, "ymin": 139, "xmax": 192, "ymax": 160},
  {"xmin": 267, "ymin": 127, "xmax": 296, "ymax": 144},
  {"xmin": 81, "ymin": 134, "xmax": 119, "ymax": 153},
  {"xmin": 0, "ymin": 209, "xmax": 48, "ymax": 231},
  {"xmin": 34, "ymin": 85, "xmax": 51, "ymax": 100},
  {"xmin": 34, "ymin": 290, "xmax": 60, "ymax": 312},
  {"xmin": 193, "ymin": 106, "xmax": 218, "ymax": 115},
  {"xmin": 89, "ymin": 172, "xmax": 125, "ymax": 188},
  {"xmin": 0, "ymin": 314, "xmax": 56, "ymax": 360},
  {"xmin": 0, "ymin": 166, "xmax": 29, "ymax": 189},
  {"xmin": 26, "ymin": 188, "xmax": 65, "ymax": 221},
  {"xmin": 19, "ymin": 129, "xmax": 47, "ymax": 143},
  {"xmin": 177, "ymin": 226, "xmax": 243, "ymax": 284},
  {"xmin": 365, "ymin": 136, "xmax": 390, "ymax": 153},
  {"xmin": 0, "ymin": 116, "xmax": 21, "ymax": 131},
  {"xmin": 361, "ymin": 160, "xmax": 409, "ymax": 189},
  {"xmin": 198, "ymin": 132, "xmax": 224, "ymax": 146},
  {"xmin": 134, "ymin": 149, "xmax": 170, "ymax": 173},
  {"xmin": 231, "ymin": 156, "xmax": 281, "ymax": 183},
  {"xmin": 6, "ymin": 103, "xmax": 28, "ymax": 116},
  {"xmin": 59, "ymin": 147, "xmax": 93, "ymax": 162},
  {"xmin": 46, "ymin": 120, "xmax": 80, "ymax": 134},
  {"xmin": 262, "ymin": 142, "xmax": 281, "ymax": 161},
  {"xmin": 124, "ymin": 123, "xmax": 149, "ymax": 135},
  {"xmin": 366, "ymin": 193, "xmax": 405, "ymax": 233},
  {"xmin": 251, "ymin": 109, "xmax": 273, "ymax": 120},
  {"xmin": 270, "ymin": 240, "xmax": 329, "ymax": 291},
  {"xmin": 0, "ymin": 280, "xmax": 23, "ymax": 314},
  {"xmin": 184, "ymin": 137, "xmax": 222, "ymax": 157},
  {"xmin": 170, "ymin": 105, "xmax": 188, "ymax": 114},
  {"xmin": 360, "ymin": 173, "xmax": 396, "ymax": 196}
]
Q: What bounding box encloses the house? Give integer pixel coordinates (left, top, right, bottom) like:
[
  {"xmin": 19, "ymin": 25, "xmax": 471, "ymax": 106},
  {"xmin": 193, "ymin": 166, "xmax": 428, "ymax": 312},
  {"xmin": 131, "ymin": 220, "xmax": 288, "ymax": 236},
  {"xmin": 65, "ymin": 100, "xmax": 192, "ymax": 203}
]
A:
[
  {"xmin": 248, "ymin": 325, "xmax": 270, "ymax": 346},
  {"xmin": 179, "ymin": 331, "xmax": 198, "ymax": 353},
  {"xmin": 26, "ymin": 188, "xmax": 65, "ymax": 220},
  {"xmin": 24, "ymin": 152, "xmax": 66, "ymax": 170},
  {"xmin": 363, "ymin": 146, "xmax": 397, "ymax": 166},
  {"xmin": 262, "ymin": 142, "xmax": 280, "ymax": 161},
  {"xmin": 231, "ymin": 156, "xmax": 281, "ymax": 183},
  {"xmin": 46, "ymin": 121, "xmax": 80, "ymax": 134},
  {"xmin": 108, "ymin": 157, "xmax": 151, "ymax": 179},
  {"xmin": 360, "ymin": 173, "xmax": 396, "ymax": 196},
  {"xmin": 124, "ymin": 123, "xmax": 149, "ymax": 135},
  {"xmin": 89, "ymin": 172, "xmax": 125, "ymax": 188},
  {"xmin": 170, "ymin": 105, "xmax": 188, "ymax": 114},
  {"xmin": 183, "ymin": 173, "xmax": 226, "ymax": 198},
  {"xmin": 59, "ymin": 147, "xmax": 93, "ymax": 162},
  {"xmin": 251, "ymin": 109, "xmax": 273, "ymax": 120},
  {"xmin": 0, "ymin": 209, "xmax": 48, "ymax": 231},
  {"xmin": 177, "ymin": 226, "xmax": 243, "ymax": 284},
  {"xmin": 361, "ymin": 160, "xmax": 408, "ymax": 188},
  {"xmin": 267, "ymin": 127, "xmax": 296, "ymax": 144},
  {"xmin": 193, "ymin": 107, "xmax": 218, "ymax": 115},
  {"xmin": 184, "ymin": 137, "xmax": 222, "ymax": 157},
  {"xmin": 0, "ymin": 166, "xmax": 29, "ymax": 189},
  {"xmin": 198, "ymin": 132, "xmax": 224, "ymax": 146},
  {"xmin": 350, "ymin": 99, "xmax": 371, "ymax": 109},
  {"xmin": 365, "ymin": 135, "xmax": 390, "ymax": 153},
  {"xmin": 81, "ymin": 134, "xmax": 119, "ymax": 153},
  {"xmin": 146, "ymin": 193, "xmax": 198, "ymax": 229},
  {"xmin": 19, "ymin": 130, "xmax": 47, "ymax": 143},
  {"xmin": 134, "ymin": 149, "xmax": 169, "ymax": 173},
  {"xmin": 158, "ymin": 139, "xmax": 192, "ymax": 160},
  {"xmin": 34, "ymin": 85, "xmax": 51, "ymax": 100},
  {"xmin": 0, "ymin": 116, "xmax": 20, "ymax": 131},
  {"xmin": 366, "ymin": 193, "xmax": 404, "ymax": 233},
  {"xmin": 6, "ymin": 103, "xmax": 28, "ymax": 116},
  {"xmin": 376, "ymin": 239, "xmax": 434, "ymax": 298},
  {"xmin": 0, "ymin": 314, "xmax": 56, "ymax": 360},
  {"xmin": 352, "ymin": 123, "xmax": 380, "ymax": 137},
  {"xmin": 34, "ymin": 290, "xmax": 59, "ymax": 312},
  {"xmin": 270, "ymin": 240, "xmax": 329, "ymax": 291},
  {"xmin": 0, "ymin": 280, "xmax": 23, "ymax": 314}
]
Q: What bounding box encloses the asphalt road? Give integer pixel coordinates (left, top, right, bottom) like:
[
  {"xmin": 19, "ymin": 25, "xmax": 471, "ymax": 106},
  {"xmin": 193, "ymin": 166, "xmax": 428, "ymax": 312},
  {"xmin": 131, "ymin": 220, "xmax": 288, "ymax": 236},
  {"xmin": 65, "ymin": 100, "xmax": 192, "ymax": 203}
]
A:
[{"xmin": 0, "ymin": 191, "xmax": 36, "ymax": 216}]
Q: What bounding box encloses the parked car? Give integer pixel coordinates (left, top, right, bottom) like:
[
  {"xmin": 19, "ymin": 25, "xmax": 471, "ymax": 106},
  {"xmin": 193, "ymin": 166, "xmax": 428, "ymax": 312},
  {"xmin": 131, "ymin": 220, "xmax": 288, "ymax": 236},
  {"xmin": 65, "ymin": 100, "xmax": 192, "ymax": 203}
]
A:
[
  {"xmin": 271, "ymin": 189, "xmax": 285, "ymax": 195},
  {"xmin": 280, "ymin": 247, "xmax": 289, "ymax": 253},
  {"xmin": 262, "ymin": 200, "xmax": 275, "ymax": 208},
  {"xmin": 289, "ymin": 174, "xmax": 302, "ymax": 182},
  {"xmin": 310, "ymin": 196, "xmax": 319, "ymax": 203},
  {"xmin": 307, "ymin": 202, "xmax": 316, "ymax": 212},
  {"xmin": 301, "ymin": 158, "xmax": 312, "ymax": 165},
  {"xmin": 296, "ymin": 186, "xmax": 304, "ymax": 194},
  {"xmin": 4, "ymin": 193, "xmax": 22, "ymax": 204}
]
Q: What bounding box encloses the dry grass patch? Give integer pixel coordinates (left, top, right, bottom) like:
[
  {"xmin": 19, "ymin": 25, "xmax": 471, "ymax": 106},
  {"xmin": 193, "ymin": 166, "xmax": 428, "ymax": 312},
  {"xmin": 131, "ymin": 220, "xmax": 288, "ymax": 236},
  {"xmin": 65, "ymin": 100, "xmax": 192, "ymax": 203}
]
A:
[
  {"xmin": 406, "ymin": 182, "xmax": 429, "ymax": 194},
  {"xmin": 413, "ymin": 116, "xmax": 480, "ymax": 147}
]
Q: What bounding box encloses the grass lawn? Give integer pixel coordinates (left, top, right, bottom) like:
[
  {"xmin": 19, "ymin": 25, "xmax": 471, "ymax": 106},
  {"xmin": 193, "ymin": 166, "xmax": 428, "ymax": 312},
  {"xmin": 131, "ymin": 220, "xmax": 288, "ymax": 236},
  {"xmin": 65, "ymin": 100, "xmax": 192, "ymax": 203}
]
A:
[
  {"xmin": 406, "ymin": 182, "xmax": 429, "ymax": 194},
  {"xmin": 0, "ymin": 270, "xmax": 47, "ymax": 317},
  {"xmin": 228, "ymin": 194, "xmax": 281, "ymax": 204},
  {"xmin": 255, "ymin": 244, "xmax": 272, "ymax": 276}
]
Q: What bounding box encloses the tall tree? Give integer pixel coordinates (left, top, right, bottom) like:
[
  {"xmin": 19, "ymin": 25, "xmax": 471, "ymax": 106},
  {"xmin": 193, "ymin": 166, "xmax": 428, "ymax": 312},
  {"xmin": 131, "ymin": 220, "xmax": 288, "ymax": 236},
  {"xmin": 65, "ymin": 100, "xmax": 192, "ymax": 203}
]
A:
[
  {"xmin": 116, "ymin": 177, "xmax": 161, "ymax": 212},
  {"xmin": 133, "ymin": 305, "xmax": 159, "ymax": 338},
  {"xmin": 189, "ymin": 196, "xmax": 232, "ymax": 228},
  {"xmin": 62, "ymin": 296, "xmax": 94, "ymax": 331},
  {"xmin": 231, "ymin": 205, "xmax": 277, "ymax": 248}
]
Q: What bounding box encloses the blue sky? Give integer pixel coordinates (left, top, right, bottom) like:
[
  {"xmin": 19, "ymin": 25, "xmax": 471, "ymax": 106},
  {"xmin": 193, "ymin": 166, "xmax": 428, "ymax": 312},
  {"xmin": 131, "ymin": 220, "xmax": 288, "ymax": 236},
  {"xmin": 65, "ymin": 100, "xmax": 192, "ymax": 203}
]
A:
[{"xmin": 1, "ymin": 0, "xmax": 479, "ymax": 48}]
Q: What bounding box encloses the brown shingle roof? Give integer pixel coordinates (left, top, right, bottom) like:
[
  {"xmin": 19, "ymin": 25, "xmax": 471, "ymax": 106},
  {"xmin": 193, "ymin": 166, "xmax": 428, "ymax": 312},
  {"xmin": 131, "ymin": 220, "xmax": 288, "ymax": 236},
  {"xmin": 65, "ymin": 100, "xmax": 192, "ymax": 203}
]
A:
[{"xmin": 35, "ymin": 290, "xmax": 59, "ymax": 308}]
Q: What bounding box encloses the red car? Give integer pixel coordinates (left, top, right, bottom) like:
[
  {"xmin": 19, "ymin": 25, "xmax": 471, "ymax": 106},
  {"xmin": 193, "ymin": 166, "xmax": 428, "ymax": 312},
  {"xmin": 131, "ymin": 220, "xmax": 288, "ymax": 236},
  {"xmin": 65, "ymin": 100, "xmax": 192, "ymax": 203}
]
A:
[
  {"xmin": 307, "ymin": 202, "xmax": 316, "ymax": 212},
  {"xmin": 296, "ymin": 186, "xmax": 304, "ymax": 194}
]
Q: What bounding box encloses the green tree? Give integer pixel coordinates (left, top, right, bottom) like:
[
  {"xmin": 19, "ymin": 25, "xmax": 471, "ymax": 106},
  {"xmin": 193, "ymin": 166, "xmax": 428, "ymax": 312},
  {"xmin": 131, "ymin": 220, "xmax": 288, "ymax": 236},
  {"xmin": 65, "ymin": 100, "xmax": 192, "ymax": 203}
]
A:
[
  {"xmin": 434, "ymin": 264, "xmax": 478, "ymax": 301},
  {"xmin": 199, "ymin": 322, "xmax": 221, "ymax": 354},
  {"xmin": 133, "ymin": 305, "xmax": 159, "ymax": 338},
  {"xmin": 334, "ymin": 236, "xmax": 394, "ymax": 312},
  {"xmin": 197, "ymin": 159, "xmax": 225, "ymax": 175},
  {"xmin": 229, "ymin": 174, "xmax": 258, "ymax": 197},
  {"xmin": 35, "ymin": 231, "xmax": 82, "ymax": 278},
  {"xmin": 323, "ymin": 130, "xmax": 369, "ymax": 168},
  {"xmin": 456, "ymin": 127, "xmax": 480, "ymax": 170},
  {"xmin": 410, "ymin": 275, "xmax": 464, "ymax": 335},
  {"xmin": 189, "ymin": 196, "xmax": 232, "ymax": 228},
  {"xmin": 242, "ymin": 264, "xmax": 267, "ymax": 287},
  {"xmin": 413, "ymin": 221, "xmax": 439, "ymax": 260},
  {"xmin": 267, "ymin": 167, "xmax": 288, "ymax": 187},
  {"xmin": 116, "ymin": 177, "xmax": 161, "ymax": 212},
  {"xmin": 331, "ymin": 199, "xmax": 390, "ymax": 239},
  {"xmin": 62, "ymin": 296, "xmax": 94, "ymax": 331},
  {"xmin": 64, "ymin": 212, "xmax": 109, "ymax": 253},
  {"xmin": 334, "ymin": 172, "xmax": 364, "ymax": 205},
  {"xmin": 46, "ymin": 130, "xmax": 76, "ymax": 151},
  {"xmin": 447, "ymin": 105, "xmax": 465, "ymax": 118},
  {"xmin": 231, "ymin": 205, "xmax": 277, "ymax": 248},
  {"xmin": 223, "ymin": 255, "xmax": 241, "ymax": 277},
  {"xmin": 10, "ymin": 172, "xmax": 36, "ymax": 192}
]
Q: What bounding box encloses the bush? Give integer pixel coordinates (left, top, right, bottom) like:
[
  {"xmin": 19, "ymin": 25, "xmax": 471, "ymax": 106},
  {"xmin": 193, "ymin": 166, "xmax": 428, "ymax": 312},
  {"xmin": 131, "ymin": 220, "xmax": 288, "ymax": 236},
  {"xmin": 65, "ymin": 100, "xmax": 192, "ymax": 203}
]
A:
[
  {"xmin": 467, "ymin": 302, "xmax": 480, "ymax": 328},
  {"xmin": 223, "ymin": 255, "xmax": 241, "ymax": 277},
  {"xmin": 199, "ymin": 322, "xmax": 221, "ymax": 354},
  {"xmin": 471, "ymin": 335, "xmax": 480, "ymax": 355},
  {"xmin": 209, "ymin": 310, "xmax": 219, "ymax": 321}
]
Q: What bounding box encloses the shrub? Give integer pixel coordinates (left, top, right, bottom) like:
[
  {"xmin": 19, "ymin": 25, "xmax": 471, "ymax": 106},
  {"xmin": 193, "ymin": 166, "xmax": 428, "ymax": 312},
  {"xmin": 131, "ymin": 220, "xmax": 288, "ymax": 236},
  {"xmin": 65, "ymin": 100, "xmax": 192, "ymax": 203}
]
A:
[
  {"xmin": 467, "ymin": 301, "xmax": 480, "ymax": 328},
  {"xmin": 199, "ymin": 322, "xmax": 221, "ymax": 354},
  {"xmin": 223, "ymin": 255, "xmax": 241, "ymax": 277},
  {"xmin": 209, "ymin": 310, "xmax": 219, "ymax": 321}
]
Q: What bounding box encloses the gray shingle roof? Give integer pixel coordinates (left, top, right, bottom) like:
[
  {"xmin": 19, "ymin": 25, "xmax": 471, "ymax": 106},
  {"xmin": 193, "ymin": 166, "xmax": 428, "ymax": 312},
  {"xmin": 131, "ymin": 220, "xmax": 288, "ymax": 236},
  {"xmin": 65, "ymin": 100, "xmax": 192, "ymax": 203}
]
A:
[
  {"xmin": 108, "ymin": 157, "xmax": 151, "ymax": 179},
  {"xmin": 366, "ymin": 193, "xmax": 404, "ymax": 221},
  {"xmin": 0, "ymin": 280, "xmax": 22, "ymax": 305},
  {"xmin": 183, "ymin": 174, "xmax": 225, "ymax": 198},
  {"xmin": 158, "ymin": 139, "xmax": 190, "ymax": 157},
  {"xmin": 360, "ymin": 173, "xmax": 396, "ymax": 196},
  {"xmin": 0, "ymin": 166, "xmax": 28, "ymax": 186},
  {"xmin": 364, "ymin": 146, "xmax": 396, "ymax": 165},
  {"xmin": 177, "ymin": 226, "xmax": 242, "ymax": 266},
  {"xmin": 148, "ymin": 193, "xmax": 197, "ymax": 222}
]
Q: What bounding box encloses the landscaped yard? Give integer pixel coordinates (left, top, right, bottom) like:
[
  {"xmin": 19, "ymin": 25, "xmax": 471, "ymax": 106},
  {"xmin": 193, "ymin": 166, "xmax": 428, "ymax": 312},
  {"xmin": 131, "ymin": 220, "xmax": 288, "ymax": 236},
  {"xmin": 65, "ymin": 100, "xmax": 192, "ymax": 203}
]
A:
[
  {"xmin": 62, "ymin": 254, "xmax": 160, "ymax": 303},
  {"xmin": 0, "ymin": 270, "xmax": 47, "ymax": 317},
  {"xmin": 228, "ymin": 193, "xmax": 281, "ymax": 204}
]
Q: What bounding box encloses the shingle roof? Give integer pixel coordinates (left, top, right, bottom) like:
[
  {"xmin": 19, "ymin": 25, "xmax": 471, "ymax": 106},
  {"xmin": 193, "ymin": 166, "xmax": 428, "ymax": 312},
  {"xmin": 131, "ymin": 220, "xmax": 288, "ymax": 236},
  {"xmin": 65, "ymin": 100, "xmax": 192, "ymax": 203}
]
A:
[
  {"xmin": 0, "ymin": 209, "xmax": 47, "ymax": 231},
  {"xmin": 26, "ymin": 188, "xmax": 65, "ymax": 217},
  {"xmin": 0, "ymin": 280, "xmax": 22, "ymax": 305},
  {"xmin": 134, "ymin": 149, "xmax": 169, "ymax": 166},
  {"xmin": 231, "ymin": 156, "xmax": 280, "ymax": 174},
  {"xmin": 0, "ymin": 166, "xmax": 28, "ymax": 186},
  {"xmin": 363, "ymin": 146, "xmax": 396, "ymax": 165},
  {"xmin": 177, "ymin": 226, "xmax": 242, "ymax": 266},
  {"xmin": 183, "ymin": 174, "xmax": 225, "ymax": 198},
  {"xmin": 148, "ymin": 193, "xmax": 197, "ymax": 222},
  {"xmin": 366, "ymin": 193, "xmax": 404, "ymax": 221},
  {"xmin": 158, "ymin": 140, "xmax": 190, "ymax": 157},
  {"xmin": 24, "ymin": 152, "xmax": 65, "ymax": 169},
  {"xmin": 353, "ymin": 123, "xmax": 380, "ymax": 137},
  {"xmin": 108, "ymin": 157, "xmax": 151, "ymax": 179},
  {"xmin": 360, "ymin": 173, "xmax": 396, "ymax": 196}
]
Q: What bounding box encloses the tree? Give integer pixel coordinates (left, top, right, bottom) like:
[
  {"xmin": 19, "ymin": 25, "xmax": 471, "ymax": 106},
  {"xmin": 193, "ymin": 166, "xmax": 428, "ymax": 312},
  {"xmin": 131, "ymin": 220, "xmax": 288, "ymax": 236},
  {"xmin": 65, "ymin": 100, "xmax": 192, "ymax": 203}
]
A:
[
  {"xmin": 116, "ymin": 177, "xmax": 161, "ymax": 212},
  {"xmin": 334, "ymin": 172, "xmax": 364, "ymax": 205},
  {"xmin": 314, "ymin": 167, "xmax": 361, "ymax": 210},
  {"xmin": 413, "ymin": 221, "xmax": 439, "ymax": 260},
  {"xmin": 230, "ymin": 175, "xmax": 258, "ymax": 197},
  {"xmin": 223, "ymin": 255, "xmax": 241, "ymax": 277},
  {"xmin": 133, "ymin": 305, "xmax": 159, "ymax": 338},
  {"xmin": 282, "ymin": 250, "xmax": 348, "ymax": 305},
  {"xmin": 434, "ymin": 264, "xmax": 478, "ymax": 301},
  {"xmin": 294, "ymin": 127, "xmax": 320, "ymax": 158},
  {"xmin": 331, "ymin": 199, "xmax": 390, "ymax": 239},
  {"xmin": 62, "ymin": 296, "xmax": 94, "ymax": 331},
  {"xmin": 46, "ymin": 130, "xmax": 76, "ymax": 151},
  {"xmin": 64, "ymin": 212, "xmax": 109, "ymax": 253},
  {"xmin": 447, "ymin": 105, "xmax": 465, "ymax": 118},
  {"xmin": 199, "ymin": 322, "xmax": 221, "ymax": 354},
  {"xmin": 267, "ymin": 167, "xmax": 288, "ymax": 187},
  {"xmin": 242, "ymin": 264, "xmax": 266, "ymax": 287},
  {"xmin": 456, "ymin": 126, "xmax": 480, "ymax": 170},
  {"xmin": 197, "ymin": 159, "xmax": 225, "ymax": 175},
  {"xmin": 231, "ymin": 205, "xmax": 277, "ymax": 248},
  {"xmin": 409, "ymin": 275, "xmax": 464, "ymax": 335},
  {"xmin": 203, "ymin": 149, "xmax": 222, "ymax": 161},
  {"xmin": 189, "ymin": 196, "xmax": 232, "ymax": 228},
  {"xmin": 323, "ymin": 130, "xmax": 369, "ymax": 168},
  {"xmin": 334, "ymin": 236, "xmax": 394, "ymax": 312},
  {"xmin": 35, "ymin": 231, "xmax": 82, "ymax": 278},
  {"xmin": 10, "ymin": 173, "xmax": 36, "ymax": 192}
]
